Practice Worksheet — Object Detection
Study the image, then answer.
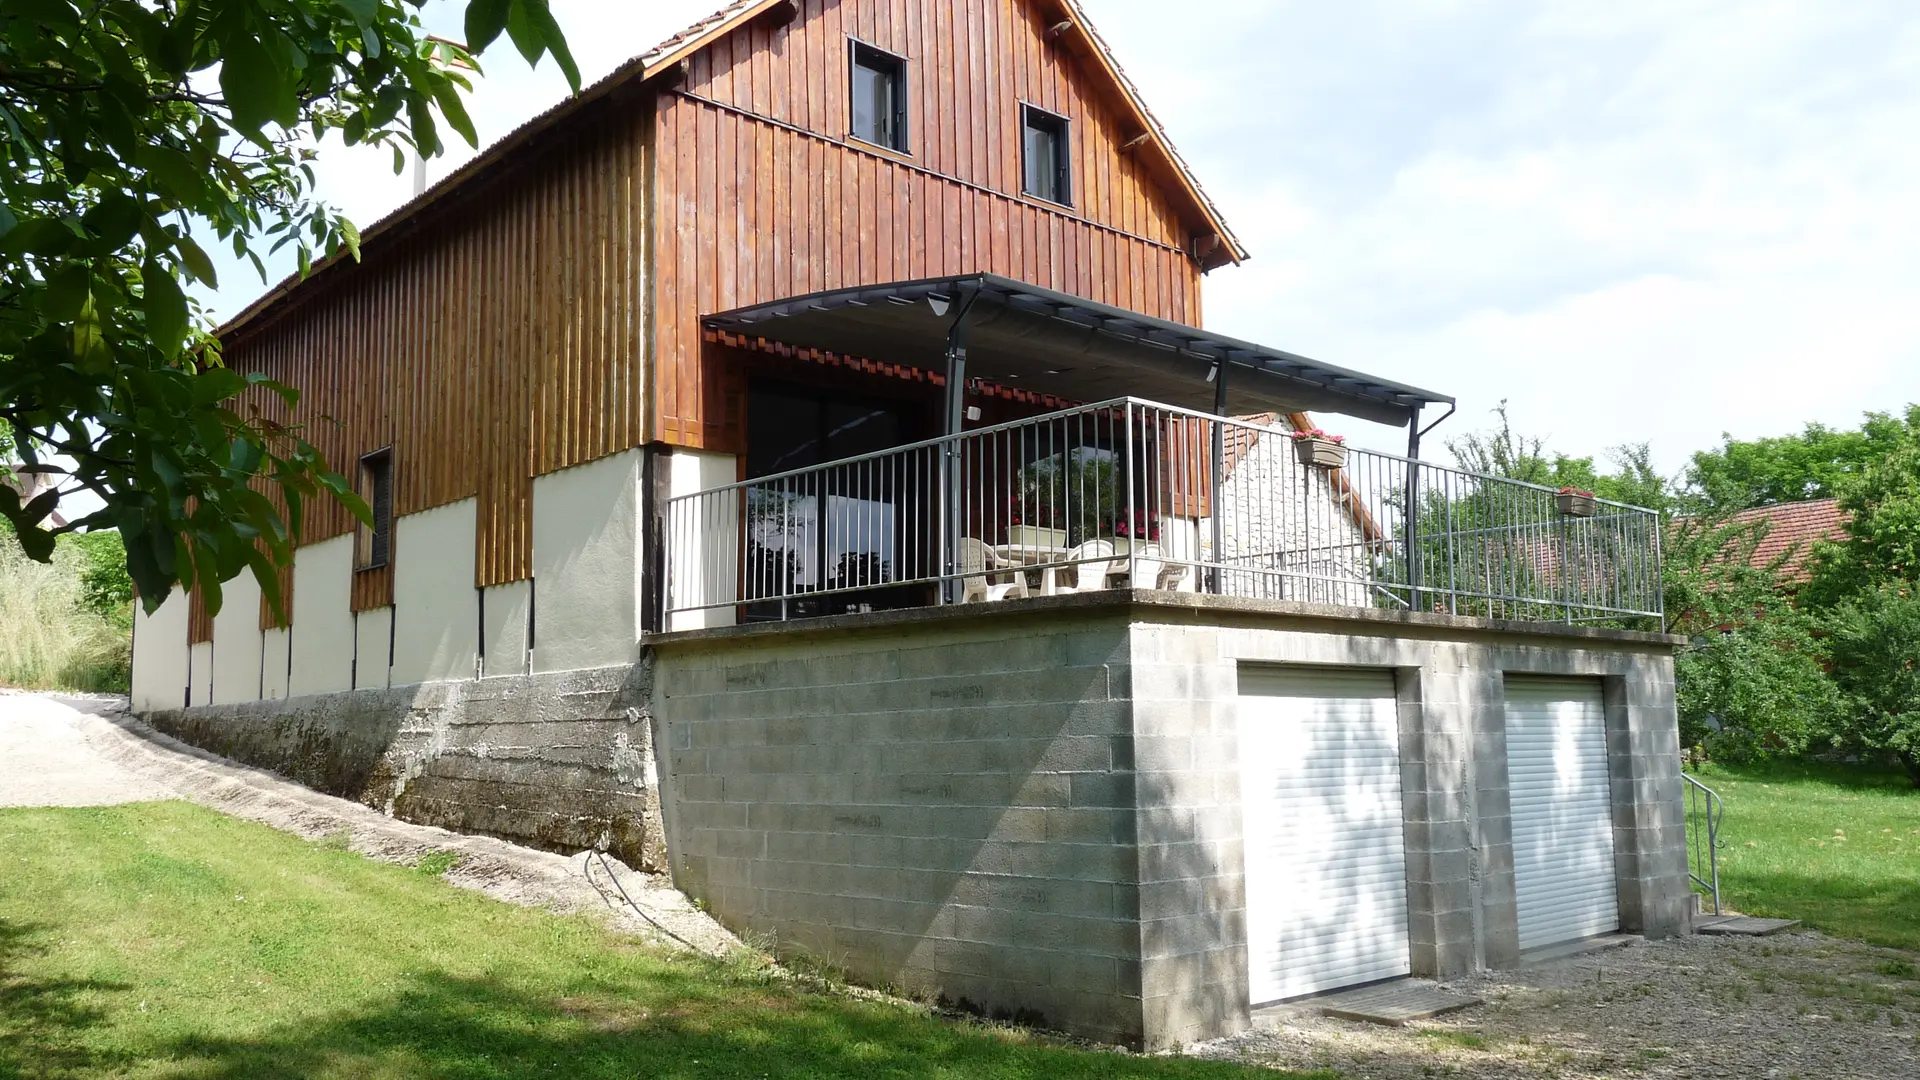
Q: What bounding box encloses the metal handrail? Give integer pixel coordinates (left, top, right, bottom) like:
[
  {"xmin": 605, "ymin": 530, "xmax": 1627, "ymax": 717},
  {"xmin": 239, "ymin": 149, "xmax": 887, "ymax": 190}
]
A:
[
  {"xmin": 1682, "ymin": 773, "xmax": 1725, "ymax": 915},
  {"xmin": 662, "ymin": 396, "xmax": 1665, "ymax": 626}
]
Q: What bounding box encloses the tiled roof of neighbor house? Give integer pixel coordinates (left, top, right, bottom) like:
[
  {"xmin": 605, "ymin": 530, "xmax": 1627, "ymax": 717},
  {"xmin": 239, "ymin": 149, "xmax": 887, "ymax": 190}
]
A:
[
  {"xmin": 219, "ymin": 0, "xmax": 1244, "ymax": 343},
  {"xmin": 1724, "ymin": 497, "xmax": 1850, "ymax": 582}
]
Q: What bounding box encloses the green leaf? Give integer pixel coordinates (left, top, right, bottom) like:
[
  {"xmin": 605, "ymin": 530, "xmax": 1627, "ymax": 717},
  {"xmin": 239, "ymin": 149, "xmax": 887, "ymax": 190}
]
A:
[
  {"xmin": 72, "ymin": 295, "xmax": 109, "ymax": 365},
  {"xmin": 339, "ymin": 218, "xmax": 361, "ymax": 263},
  {"xmin": 44, "ymin": 263, "xmax": 92, "ymax": 320},
  {"xmin": 430, "ymin": 79, "xmax": 479, "ymax": 149},
  {"xmin": 136, "ymin": 145, "xmax": 206, "ymax": 202},
  {"xmin": 333, "ymin": 0, "xmax": 377, "ymax": 25},
  {"xmin": 524, "ymin": 0, "xmax": 580, "ymax": 92},
  {"xmin": 143, "ymin": 260, "xmax": 189, "ymax": 353},
  {"xmin": 219, "ymin": 33, "xmax": 288, "ymax": 135},
  {"xmin": 465, "ymin": 0, "xmax": 512, "ymax": 51},
  {"xmin": 505, "ymin": 0, "xmax": 543, "ymax": 67},
  {"xmin": 191, "ymin": 368, "xmax": 248, "ymax": 406},
  {"xmin": 176, "ymin": 235, "xmax": 218, "ymax": 287}
]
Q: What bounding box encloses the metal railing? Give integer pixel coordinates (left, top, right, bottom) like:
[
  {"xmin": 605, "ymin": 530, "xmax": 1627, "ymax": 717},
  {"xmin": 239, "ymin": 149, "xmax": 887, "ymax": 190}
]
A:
[
  {"xmin": 664, "ymin": 397, "xmax": 1664, "ymax": 627},
  {"xmin": 1683, "ymin": 773, "xmax": 1725, "ymax": 915}
]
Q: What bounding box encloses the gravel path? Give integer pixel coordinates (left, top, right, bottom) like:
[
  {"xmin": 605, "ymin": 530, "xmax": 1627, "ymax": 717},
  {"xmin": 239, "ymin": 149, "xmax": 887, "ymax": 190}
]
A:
[
  {"xmin": 0, "ymin": 691, "xmax": 739, "ymax": 958},
  {"xmin": 1190, "ymin": 933, "xmax": 1920, "ymax": 1079}
]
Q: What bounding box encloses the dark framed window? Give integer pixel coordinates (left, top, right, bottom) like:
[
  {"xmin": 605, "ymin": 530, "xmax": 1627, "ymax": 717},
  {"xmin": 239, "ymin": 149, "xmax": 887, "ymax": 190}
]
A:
[
  {"xmin": 1021, "ymin": 105, "xmax": 1071, "ymax": 205},
  {"xmin": 357, "ymin": 448, "xmax": 394, "ymax": 569},
  {"xmin": 849, "ymin": 41, "xmax": 908, "ymax": 152}
]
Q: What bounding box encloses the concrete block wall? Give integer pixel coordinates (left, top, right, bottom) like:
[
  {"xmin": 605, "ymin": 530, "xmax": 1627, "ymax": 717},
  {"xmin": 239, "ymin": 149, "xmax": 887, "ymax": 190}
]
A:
[
  {"xmin": 146, "ymin": 663, "xmax": 666, "ymax": 872},
  {"xmin": 651, "ymin": 596, "xmax": 1687, "ymax": 1050},
  {"xmin": 652, "ymin": 610, "xmax": 1151, "ymax": 1047}
]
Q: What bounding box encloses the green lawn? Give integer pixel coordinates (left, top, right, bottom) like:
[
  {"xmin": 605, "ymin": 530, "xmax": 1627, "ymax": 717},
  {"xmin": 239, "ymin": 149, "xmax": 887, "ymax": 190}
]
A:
[
  {"xmin": 0, "ymin": 802, "xmax": 1302, "ymax": 1080},
  {"xmin": 1693, "ymin": 760, "xmax": 1920, "ymax": 951}
]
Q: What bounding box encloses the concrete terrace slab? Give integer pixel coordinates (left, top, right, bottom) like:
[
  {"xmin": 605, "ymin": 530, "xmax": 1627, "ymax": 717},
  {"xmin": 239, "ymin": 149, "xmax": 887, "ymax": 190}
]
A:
[
  {"xmin": 1291, "ymin": 980, "xmax": 1483, "ymax": 1027},
  {"xmin": 1696, "ymin": 916, "xmax": 1802, "ymax": 936}
]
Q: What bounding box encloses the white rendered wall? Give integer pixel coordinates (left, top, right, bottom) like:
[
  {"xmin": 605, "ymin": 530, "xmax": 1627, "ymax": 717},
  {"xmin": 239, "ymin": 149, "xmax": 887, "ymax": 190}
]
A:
[
  {"xmin": 1202, "ymin": 423, "xmax": 1373, "ymax": 606},
  {"xmin": 187, "ymin": 641, "xmax": 212, "ymax": 706},
  {"xmin": 354, "ymin": 606, "xmax": 393, "ymax": 690},
  {"xmin": 261, "ymin": 626, "xmax": 291, "ymax": 700},
  {"xmin": 530, "ymin": 449, "xmax": 642, "ymax": 673},
  {"xmin": 480, "ymin": 579, "xmax": 531, "ymax": 678},
  {"xmin": 288, "ymin": 534, "xmax": 354, "ymax": 697},
  {"xmin": 130, "ymin": 587, "xmax": 189, "ymax": 712},
  {"xmin": 209, "ymin": 570, "xmax": 264, "ymax": 704},
  {"xmin": 667, "ymin": 448, "xmax": 740, "ymax": 631},
  {"xmin": 391, "ymin": 499, "xmax": 479, "ymax": 685}
]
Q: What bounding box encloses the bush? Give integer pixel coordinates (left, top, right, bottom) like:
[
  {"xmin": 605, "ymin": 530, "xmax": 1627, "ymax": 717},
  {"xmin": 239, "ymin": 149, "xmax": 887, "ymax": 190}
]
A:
[{"xmin": 0, "ymin": 532, "xmax": 132, "ymax": 693}]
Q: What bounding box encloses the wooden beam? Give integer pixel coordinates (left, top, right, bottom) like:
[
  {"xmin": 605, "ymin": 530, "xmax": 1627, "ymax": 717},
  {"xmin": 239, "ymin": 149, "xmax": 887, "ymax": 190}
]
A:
[
  {"xmin": 1047, "ymin": 19, "xmax": 1076, "ymax": 41},
  {"xmin": 1119, "ymin": 131, "xmax": 1152, "ymax": 153}
]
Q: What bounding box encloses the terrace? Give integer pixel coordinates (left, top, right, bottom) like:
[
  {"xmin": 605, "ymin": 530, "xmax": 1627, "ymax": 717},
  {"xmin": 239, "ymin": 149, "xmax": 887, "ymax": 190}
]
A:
[{"xmin": 664, "ymin": 275, "xmax": 1662, "ymax": 631}]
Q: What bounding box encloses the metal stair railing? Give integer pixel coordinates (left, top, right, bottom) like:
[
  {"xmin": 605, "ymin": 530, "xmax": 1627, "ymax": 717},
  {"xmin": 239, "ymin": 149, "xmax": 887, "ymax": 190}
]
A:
[{"xmin": 1682, "ymin": 773, "xmax": 1725, "ymax": 915}]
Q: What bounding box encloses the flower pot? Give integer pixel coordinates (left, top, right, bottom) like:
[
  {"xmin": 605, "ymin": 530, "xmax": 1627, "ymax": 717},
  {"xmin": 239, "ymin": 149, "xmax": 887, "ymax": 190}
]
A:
[
  {"xmin": 1292, "ymin": 437, "xmax": 1348, "ymax": 469},
  {"xmin": 1006, "ymin": 525, "xmax": 1068, "ymax": 549},
  {"xmin": 1556, "ymin": 493, "xmax": 1597, "ymax": 518}
]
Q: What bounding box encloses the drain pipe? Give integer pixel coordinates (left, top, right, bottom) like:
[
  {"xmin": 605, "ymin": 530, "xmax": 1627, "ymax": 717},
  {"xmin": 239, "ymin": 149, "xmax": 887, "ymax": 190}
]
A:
[{"xmin": 940, "ymin": 282, "xmax": 983, "ymax": 604}]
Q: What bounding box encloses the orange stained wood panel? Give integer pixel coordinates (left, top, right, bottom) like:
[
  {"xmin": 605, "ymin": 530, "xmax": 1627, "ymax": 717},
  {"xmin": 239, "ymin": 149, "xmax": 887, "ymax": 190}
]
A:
[
  {"xmin": 218, "ymin": 99, "xmax": 651, "ymax": 595},
  {"xmin": 652, "ymin": 0, "xmax": 1210, "ymax": 449}
]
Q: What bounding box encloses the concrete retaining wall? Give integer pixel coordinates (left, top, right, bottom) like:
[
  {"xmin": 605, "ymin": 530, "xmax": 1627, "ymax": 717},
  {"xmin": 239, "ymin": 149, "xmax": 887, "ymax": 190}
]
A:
[{"xmin": 146, "ymin": 663, "xmax": 667, "ymax": 873}]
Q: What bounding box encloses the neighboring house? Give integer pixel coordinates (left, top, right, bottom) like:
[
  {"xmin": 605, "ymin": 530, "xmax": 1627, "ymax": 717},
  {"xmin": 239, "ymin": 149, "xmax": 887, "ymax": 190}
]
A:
[
  {"xmin": 1724, "ymin": 497, "xmax": 1849, "ymax": 585},
  {"xmin": 129, "ymin": 0, "xmax": 1689, "ymax": 1050}
]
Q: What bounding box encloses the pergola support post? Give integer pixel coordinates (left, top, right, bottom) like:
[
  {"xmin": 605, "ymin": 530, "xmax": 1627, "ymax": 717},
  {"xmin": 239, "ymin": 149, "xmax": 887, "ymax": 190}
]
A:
[
  {"xmin": 1404, "ymin": 406, "xmax": 1424, "ymax": 611},
  {"xmin": 1209, "ymin": 361, "xmax": 1227, "ymax": 595},
  {"xmin": 940, "ymin": 288, "xmax": 980, "ymax": 605}
]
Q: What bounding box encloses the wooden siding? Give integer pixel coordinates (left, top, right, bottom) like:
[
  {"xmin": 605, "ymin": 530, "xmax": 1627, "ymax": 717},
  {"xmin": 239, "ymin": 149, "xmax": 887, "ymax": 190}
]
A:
[
  {"xmin": 653, "ymin": 0, "xmax": 1209, "ymax": 449},
  {"xmin": 222, "ymin": 102, "xmax": 650, "ymax": 590}
]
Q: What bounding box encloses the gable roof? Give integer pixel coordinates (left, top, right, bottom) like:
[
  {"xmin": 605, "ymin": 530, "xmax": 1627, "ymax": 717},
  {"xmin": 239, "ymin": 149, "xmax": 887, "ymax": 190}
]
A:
[
  {"xmin": 217, "ymin": 0, "xmax": 1244, "ymax": 343},
  {"xmin": 1724, "ymin": 497, "xmax": 1850, "ymax": 583}
]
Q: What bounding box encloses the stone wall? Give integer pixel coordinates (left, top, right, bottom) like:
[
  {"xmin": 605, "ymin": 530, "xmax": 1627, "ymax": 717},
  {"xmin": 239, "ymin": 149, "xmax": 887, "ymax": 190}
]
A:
[{"xmin": 146, "ymin": 663, "xmax": 666, "ymax": 872}]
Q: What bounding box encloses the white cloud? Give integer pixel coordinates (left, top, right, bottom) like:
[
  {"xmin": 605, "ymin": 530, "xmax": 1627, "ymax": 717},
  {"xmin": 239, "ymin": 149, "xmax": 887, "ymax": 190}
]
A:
[{"xmin": 205, "ymin": 0, "xmax": 1920, "ymax": 478}]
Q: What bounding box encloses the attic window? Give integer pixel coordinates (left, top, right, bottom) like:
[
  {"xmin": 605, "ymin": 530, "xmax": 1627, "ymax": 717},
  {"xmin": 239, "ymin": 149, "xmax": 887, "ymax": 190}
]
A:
[
  {"xmin": 849, "ymin": 42, "xmax": 908, "ymax": 152},
  {"xmin": 357, "ymin": 448, "xmax": 393, "ymax": 570},
  {"xmin": 1021, "ymin": 105, "xmax": 1071, "ymax": 206}
]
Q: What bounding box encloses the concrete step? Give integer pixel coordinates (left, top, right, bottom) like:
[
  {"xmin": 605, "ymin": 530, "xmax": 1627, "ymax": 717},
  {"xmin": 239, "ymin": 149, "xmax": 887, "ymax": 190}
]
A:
[
  {"xmin": 1695, "ymin": 915, "xmax": 1801, "ymax": 937},
  {"xmin": 1517, "ymin": 932, "xmax": 1640, "ymax": 968},
  {"xmin": 1284, "ymin": 980, "xmax": 1484, "ymax": 1027}
]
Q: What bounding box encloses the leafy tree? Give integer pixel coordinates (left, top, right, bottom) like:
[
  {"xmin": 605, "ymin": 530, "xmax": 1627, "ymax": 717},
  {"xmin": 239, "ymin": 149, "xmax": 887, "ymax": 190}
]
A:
[
  {"xmin": 1804, "ymin": 423, "xmax": 1920, "ymax": 608},
  {"xmin": 69, "ymin": 528, "xmax": 134, "ymax": 629},
  {"xmin": 1445, "ymin": 401, "xmax": 1668, "ymax": 510},
  {"xmin": 1683, "ymin": 405, "xmax": 1920, "ymax": 511},
  {"xmin": 0, "ymin": 0, "xmax": 577, "ymax": 617},
  {"xmin": 1826, "ymin": 587, "xmax": 1920, "ymax": 788}
]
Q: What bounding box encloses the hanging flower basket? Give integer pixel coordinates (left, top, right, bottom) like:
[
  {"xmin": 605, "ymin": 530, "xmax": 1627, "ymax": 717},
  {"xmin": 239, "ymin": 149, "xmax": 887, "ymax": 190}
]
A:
[
  {"xmin": 1290, "ymin": 428, "xmax": 1348, "ymax": 469},
  {"xmin": 1556, "ymin": 487, "xmax": 1597, "ymax": 518}
]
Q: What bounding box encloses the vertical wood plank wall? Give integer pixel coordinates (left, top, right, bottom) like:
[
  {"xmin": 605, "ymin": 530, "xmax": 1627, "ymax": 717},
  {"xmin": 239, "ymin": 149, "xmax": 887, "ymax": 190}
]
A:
[
  {"xmin": 653, "ymin": 0, "xmax": 1211, "ymax": 448},
  {"xmin": 222, "ymin": 104, "xmax": 650, "ymax": 594}
]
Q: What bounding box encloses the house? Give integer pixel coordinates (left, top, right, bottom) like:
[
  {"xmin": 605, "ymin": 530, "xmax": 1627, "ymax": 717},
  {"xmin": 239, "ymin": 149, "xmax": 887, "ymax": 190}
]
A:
[
  {"xmin": 1723, "ymin": 497, "xmax": 1849, "ymax": 584},
  {"xmin": 129, "ymin": 0, "xmax": 1690, "ymax": 1050}
]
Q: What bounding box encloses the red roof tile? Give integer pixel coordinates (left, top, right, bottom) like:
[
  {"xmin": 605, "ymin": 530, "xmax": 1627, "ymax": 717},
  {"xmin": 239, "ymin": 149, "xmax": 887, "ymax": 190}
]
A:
[{"xmin": 1724, "ymin": 497, "xmax": 1850, "ymax": 582}]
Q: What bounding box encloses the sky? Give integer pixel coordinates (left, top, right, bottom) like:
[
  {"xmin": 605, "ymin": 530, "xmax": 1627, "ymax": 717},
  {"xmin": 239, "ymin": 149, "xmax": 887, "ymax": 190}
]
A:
[{"xmin": 201, "ymin": 0, "xmax": 1920, "ymax": 479}]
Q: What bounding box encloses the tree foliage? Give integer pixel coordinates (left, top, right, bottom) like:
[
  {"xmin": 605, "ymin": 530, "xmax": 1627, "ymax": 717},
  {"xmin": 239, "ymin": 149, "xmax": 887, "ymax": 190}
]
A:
[
  {"xmin": 0, "ymin": 0, "xmax": 576, "ymax": 617},
  {"xmin": 1804, "ymin": 414, "xmax": 1920, "ymax": 608},
  {"xmin": 1826, "ymin": 588, "xmax": 1920, "ymax": 788},
  {"xmin": 1683, "ymin": 405, "xmax": 1920, "ymax": 512}
]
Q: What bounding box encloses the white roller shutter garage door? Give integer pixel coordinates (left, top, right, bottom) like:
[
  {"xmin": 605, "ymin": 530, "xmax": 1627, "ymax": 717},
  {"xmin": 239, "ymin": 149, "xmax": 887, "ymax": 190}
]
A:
[
  {"xmin": 1504, "ymin": 676, "xmax": 1620, "ymax": 950},
  {"xmin": 1240, "ymin": 666, "xmax": 1411, "ymax": 1004}
]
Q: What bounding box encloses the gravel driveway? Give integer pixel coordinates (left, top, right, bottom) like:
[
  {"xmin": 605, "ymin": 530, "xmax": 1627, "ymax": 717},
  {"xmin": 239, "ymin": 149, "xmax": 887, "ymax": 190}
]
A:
[{"xmin": 1189, "ymin": 932, "xmax": 1920, "ymax": 1079}]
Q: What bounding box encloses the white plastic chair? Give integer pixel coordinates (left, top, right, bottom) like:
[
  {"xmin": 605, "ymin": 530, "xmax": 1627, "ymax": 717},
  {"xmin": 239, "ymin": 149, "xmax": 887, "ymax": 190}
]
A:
[
  {"xmin": 1129, "ymin": 543, "xmax": 1164, "ymax": 591},
  {"xmin": 1041, "ymin": 539, "xmax": 1119, "ymax": 596},
  {"xmin": 960, "ymin": 537, "xmax": 1028, "ymax": 603}
]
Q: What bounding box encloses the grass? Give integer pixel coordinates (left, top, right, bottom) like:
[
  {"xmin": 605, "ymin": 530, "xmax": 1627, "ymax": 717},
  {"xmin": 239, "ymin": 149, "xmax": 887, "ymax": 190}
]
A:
[
  {"xmin": 1692, "ymin": 759, "xmax": 1920, "ymax": 950},
  {"xmin": 0, "ymin": 801, "xmax": 1313, "ymax": 1080}
]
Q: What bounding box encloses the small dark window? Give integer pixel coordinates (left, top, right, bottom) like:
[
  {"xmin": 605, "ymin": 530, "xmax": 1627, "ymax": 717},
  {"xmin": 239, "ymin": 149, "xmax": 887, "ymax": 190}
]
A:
[
  {"xmin": 357, "ymin": 449, "xmax": 393, "ymax": 569},
  {"xmin": 1022, "ymin": 105, "xmax": 1070, "ymax": 205},
  {"xmin": 850, "ymin": 42, "xmax": 907, "ymax": 152}
]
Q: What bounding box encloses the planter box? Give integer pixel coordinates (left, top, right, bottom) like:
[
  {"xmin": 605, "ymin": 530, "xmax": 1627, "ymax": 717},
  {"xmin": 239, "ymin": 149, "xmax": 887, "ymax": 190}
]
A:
[
  {"xmin": 1006, "ymin": 525, "xmax": 1068, "ymax": 549},
  {"xmin": 1556, "ymin": 493, "xmax": 1597, "ymax": 518},
  {"xmin": 1292, "ymin": 437, "xmax": 1348, "ymax": 469}
]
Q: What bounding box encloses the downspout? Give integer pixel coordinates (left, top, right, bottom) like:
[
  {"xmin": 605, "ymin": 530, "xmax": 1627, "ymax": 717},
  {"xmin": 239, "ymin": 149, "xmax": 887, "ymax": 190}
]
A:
[{"xmin": 940, "ymin": 281, "xmax": 983, "ymax": 604}]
